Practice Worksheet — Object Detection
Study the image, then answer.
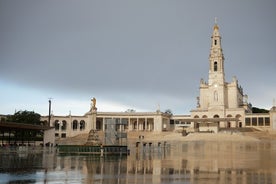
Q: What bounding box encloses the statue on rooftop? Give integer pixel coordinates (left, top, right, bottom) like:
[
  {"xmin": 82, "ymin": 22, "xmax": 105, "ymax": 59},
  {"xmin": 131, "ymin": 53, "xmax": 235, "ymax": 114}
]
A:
[{"xmin": 90, "ymin": 97, "xmax": 97, "ymax": 111}]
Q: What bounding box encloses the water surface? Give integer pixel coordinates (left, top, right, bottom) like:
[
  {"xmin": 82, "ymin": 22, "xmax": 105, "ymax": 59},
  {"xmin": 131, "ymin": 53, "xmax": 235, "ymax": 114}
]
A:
[{"xmin": 1, "ymin": 141, "xmax": 276, "ymax": 184}]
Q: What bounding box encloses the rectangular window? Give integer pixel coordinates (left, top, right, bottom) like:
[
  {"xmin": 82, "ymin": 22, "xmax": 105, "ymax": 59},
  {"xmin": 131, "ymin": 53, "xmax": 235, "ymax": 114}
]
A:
[
  {"xmin": 265, "ymin": 117, "xmax": 270, "ymax": 126},
  {"xmin": 245, "ymin": 118, "xmax": 251, "ymax": 126},
  {"xmin": 258, "ymin": 117, "xmax": 264, "ymax": 126},
  {"xmin": 61, "ymin": 133, "xmax": 66, "ymax": 138},
  {"xmin": 252, "ymin": 117, "xmax": 257, "ymax": 126},
  {"xmin": 214, "ymin": 40, "xmax": 217, "ymax": 45},
  {"xmin": 55, "ymin": 133, "xmax": 59, "ymax": 137},
  {"xmin": 114, "ymin": 118, "xmax": 120, "ymax": 124}
]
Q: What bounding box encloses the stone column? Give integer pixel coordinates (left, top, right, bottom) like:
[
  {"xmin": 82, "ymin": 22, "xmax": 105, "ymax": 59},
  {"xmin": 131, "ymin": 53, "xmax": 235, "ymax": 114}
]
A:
[
  {"xmin": 270, "ymin": 106, "xmax": 276, "ymax": 129},
  {"xmin": 145, "ymin": 118, "xmax": 148, "ymax": 131},
  {"xmin": 102, "ymin": 118, "xmax": 105, "ymax": 131},
  {"xmin": 128, "ymin": 118, "xmax": 131, "ymax": 131},
  {"xmin": 136, "ymin": 118, "xmax": 138, "ymax": 131}
]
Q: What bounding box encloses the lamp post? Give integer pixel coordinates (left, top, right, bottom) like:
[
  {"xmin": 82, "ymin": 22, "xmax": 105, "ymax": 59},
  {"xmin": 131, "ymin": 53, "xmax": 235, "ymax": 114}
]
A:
[{"xmin": 48, "ymin": 99, "xmax": 52, "ymax": 126}]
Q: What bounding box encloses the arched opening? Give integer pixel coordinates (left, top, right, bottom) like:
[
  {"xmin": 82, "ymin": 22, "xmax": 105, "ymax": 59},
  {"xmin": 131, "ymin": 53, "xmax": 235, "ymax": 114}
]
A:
[
  {"xmin": 213, "ymin": 115, "xmax": 220, "ymax": 126},
  {"xmin": 54, "ymin": 120, "xmax": 59, "ymax": 131},
  {"xmin": 214, "ymin": 62, "xmax": 218, "ymax": 71},
  {"xmin": 194, "ymin": 115, "xmax": 200, "ymax": 129},
  {"xmin": 202, "ymin": 115, "xmax": 208, "ymax": 118},
  {"xmin": 213, "ymin": 115, "xmax": 219, "ymax": 118},
  {"xmin": 72, "ymin": 120, "xmax": 78, "ymax": 131},
  {"xmin": 61, "ymin": 120, "xmax": 67, "ymax": 131},
  {"xmin": 236, "ymin": 114, "xmax": 242, "ymax": 128},
  {"xmin": 80, "ymin": 120, "xmax": 85, "ymax": 131}
]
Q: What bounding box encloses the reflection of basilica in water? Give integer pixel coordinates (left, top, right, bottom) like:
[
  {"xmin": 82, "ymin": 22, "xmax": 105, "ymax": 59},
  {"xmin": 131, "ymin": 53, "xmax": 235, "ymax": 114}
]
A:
[
  {"xmin": 1, "ymin": 142, "xmax": 275, "ymax": 183},
  {"xmin": 24, "ymin": 141, "xmax": 274, "ymax": 184}
]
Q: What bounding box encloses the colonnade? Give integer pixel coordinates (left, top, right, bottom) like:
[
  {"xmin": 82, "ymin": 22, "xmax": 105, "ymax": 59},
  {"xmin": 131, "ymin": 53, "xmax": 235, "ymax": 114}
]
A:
[{"xmin": 97, "ymin": 117, "xmax": 155, "ymax": 132}]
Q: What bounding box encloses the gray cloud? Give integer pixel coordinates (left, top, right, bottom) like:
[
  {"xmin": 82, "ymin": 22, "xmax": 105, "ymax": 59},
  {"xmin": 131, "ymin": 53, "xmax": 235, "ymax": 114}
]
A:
[{"xmin": 0, "ymin": 0, "xmax": 276, "ymax": 114}]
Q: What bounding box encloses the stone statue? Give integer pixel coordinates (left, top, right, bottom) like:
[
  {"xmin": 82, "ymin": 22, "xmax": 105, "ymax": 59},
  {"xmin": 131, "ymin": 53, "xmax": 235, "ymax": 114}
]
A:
[
  {"xmin": 92, "ymin": 97, "xmax": 96, "ymax": 108},
  {"xmin": 197, "ymin": 96, "xmax": 200, "ymax": 107}
]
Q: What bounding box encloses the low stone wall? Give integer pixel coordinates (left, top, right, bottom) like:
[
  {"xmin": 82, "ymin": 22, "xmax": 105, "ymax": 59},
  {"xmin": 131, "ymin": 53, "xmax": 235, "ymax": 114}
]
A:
[{"xmin": 198, "ymin": 123, "xmax": 218, "ymax": 133}]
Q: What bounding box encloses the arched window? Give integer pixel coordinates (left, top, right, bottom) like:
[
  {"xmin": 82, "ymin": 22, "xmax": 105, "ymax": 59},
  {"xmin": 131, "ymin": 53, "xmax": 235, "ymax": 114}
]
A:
[
  {"xmin": 80, "ymin": 120, "xmax": 85, "ymax": 131},
  {"xmin": 236, "ymin": 114, "xmax": 242, "ymax": 127},
  {"xmin": 61, "ymin": 120, "xmax": 67, "ymax": 131},
  {"xmin": 213, "ymin": 115, "xmax": 219, "ymax": 118},
  {"xmin": 214, "ymin": 62, "xmax": 218, "ymax": 71},
  {"xmin": 54, "ymin": 120, "xmax": 60, "ymax": 131},
  {"xmin": 214, "ymin": 39, "xmax": 217, "ymax": 45},
  {"xmin": 213, "ymin": 115, "xmax": 220, "ymax": 124},
  {"xmin": 194, "ymin": 115, "xmax": 200, "ymax": 128},
  {"xmin": 72, "ymin": 120, "xmax": 78, "ymax": 131}
]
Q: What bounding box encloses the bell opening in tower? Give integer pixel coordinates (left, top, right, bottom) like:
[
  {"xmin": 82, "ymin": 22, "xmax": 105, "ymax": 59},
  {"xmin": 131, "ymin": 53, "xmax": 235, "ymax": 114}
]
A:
[{"xmin": 214, "ymin": 62, "xmax": 218, "ymax": 72}]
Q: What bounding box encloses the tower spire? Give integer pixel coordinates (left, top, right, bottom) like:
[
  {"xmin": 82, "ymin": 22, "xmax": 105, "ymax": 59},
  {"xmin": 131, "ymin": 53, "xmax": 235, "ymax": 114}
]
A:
[{"xmin": 208, "ymin": 20, "xmax": 225, "ymax": 85}]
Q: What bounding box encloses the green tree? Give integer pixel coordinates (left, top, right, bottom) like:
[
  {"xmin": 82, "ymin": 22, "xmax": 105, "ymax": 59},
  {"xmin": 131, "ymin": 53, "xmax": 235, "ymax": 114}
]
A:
[
  {"xmin": 252, "ymin": 107, "xmax": 269, "ymax": 113},
  {"xmin": 125, "ymin": 109, "xmax": 136, "ymax": 113},
  {"xmin": 7, "ymin": 110, "xmax": 42, "ymax": 125},
  {"xmin": 5, "ymin": 110, "xmax": 44, "ymax": 143},
  {"xmin": 164, "ymin": 109, "xmax": 173, "ymax": 116}
]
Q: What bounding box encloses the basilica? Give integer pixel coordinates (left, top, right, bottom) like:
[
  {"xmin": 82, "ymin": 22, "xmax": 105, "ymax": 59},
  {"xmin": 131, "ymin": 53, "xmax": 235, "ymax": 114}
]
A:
[{"xmin": 41, "ymin": 23, "xmax": 276, "ymax": 139}]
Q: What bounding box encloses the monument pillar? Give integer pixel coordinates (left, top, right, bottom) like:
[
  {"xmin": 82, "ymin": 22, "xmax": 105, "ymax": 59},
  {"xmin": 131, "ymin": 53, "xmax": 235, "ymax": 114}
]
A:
[{"xmin": 90, "ymin": 97, "xmax": 97, "ymax": 130}]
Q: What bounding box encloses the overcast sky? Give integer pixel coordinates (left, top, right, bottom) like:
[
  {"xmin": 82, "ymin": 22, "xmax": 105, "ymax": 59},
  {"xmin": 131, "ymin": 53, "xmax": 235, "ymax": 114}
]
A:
[{"xmin": 0, "ymin": 0, "xmax": 276, "ymax": 116}]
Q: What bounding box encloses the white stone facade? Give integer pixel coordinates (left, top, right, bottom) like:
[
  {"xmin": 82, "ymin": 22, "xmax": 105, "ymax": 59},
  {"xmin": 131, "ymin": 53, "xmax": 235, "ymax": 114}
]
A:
[
  {"xmin": 41, "ymin": 105, "xmax": 172, "ymax": 138},
  {"xmin": 191, "ymin": 23, "xmax": 251, "ymax": 128}
]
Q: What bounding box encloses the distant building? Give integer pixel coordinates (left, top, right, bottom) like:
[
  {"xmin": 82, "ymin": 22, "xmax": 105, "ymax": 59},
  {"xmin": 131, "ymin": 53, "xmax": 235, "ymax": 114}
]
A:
[{"xmin": 41, "ymin": 22, "xmax": 276, "ymax": 138}]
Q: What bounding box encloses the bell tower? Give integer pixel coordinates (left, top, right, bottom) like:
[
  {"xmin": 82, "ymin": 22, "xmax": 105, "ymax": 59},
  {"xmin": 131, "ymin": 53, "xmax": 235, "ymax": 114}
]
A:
[
  {"xmin": 192, "ymin": 19, "xmax": 249, "ymax": 128},
  {"xmin": 208, "ymin": 20, "xmax": 225, "ymax": 85},
  {"xmin": 207, "ymin": 20, "xmax": 226, "ymax": 109}
]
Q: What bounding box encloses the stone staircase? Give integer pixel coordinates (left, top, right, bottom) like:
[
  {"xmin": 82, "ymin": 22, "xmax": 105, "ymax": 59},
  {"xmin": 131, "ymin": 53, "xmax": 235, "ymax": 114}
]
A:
[{"xmin": 56, "ymin": 133, "xmax": 88, "ymax": 145}]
